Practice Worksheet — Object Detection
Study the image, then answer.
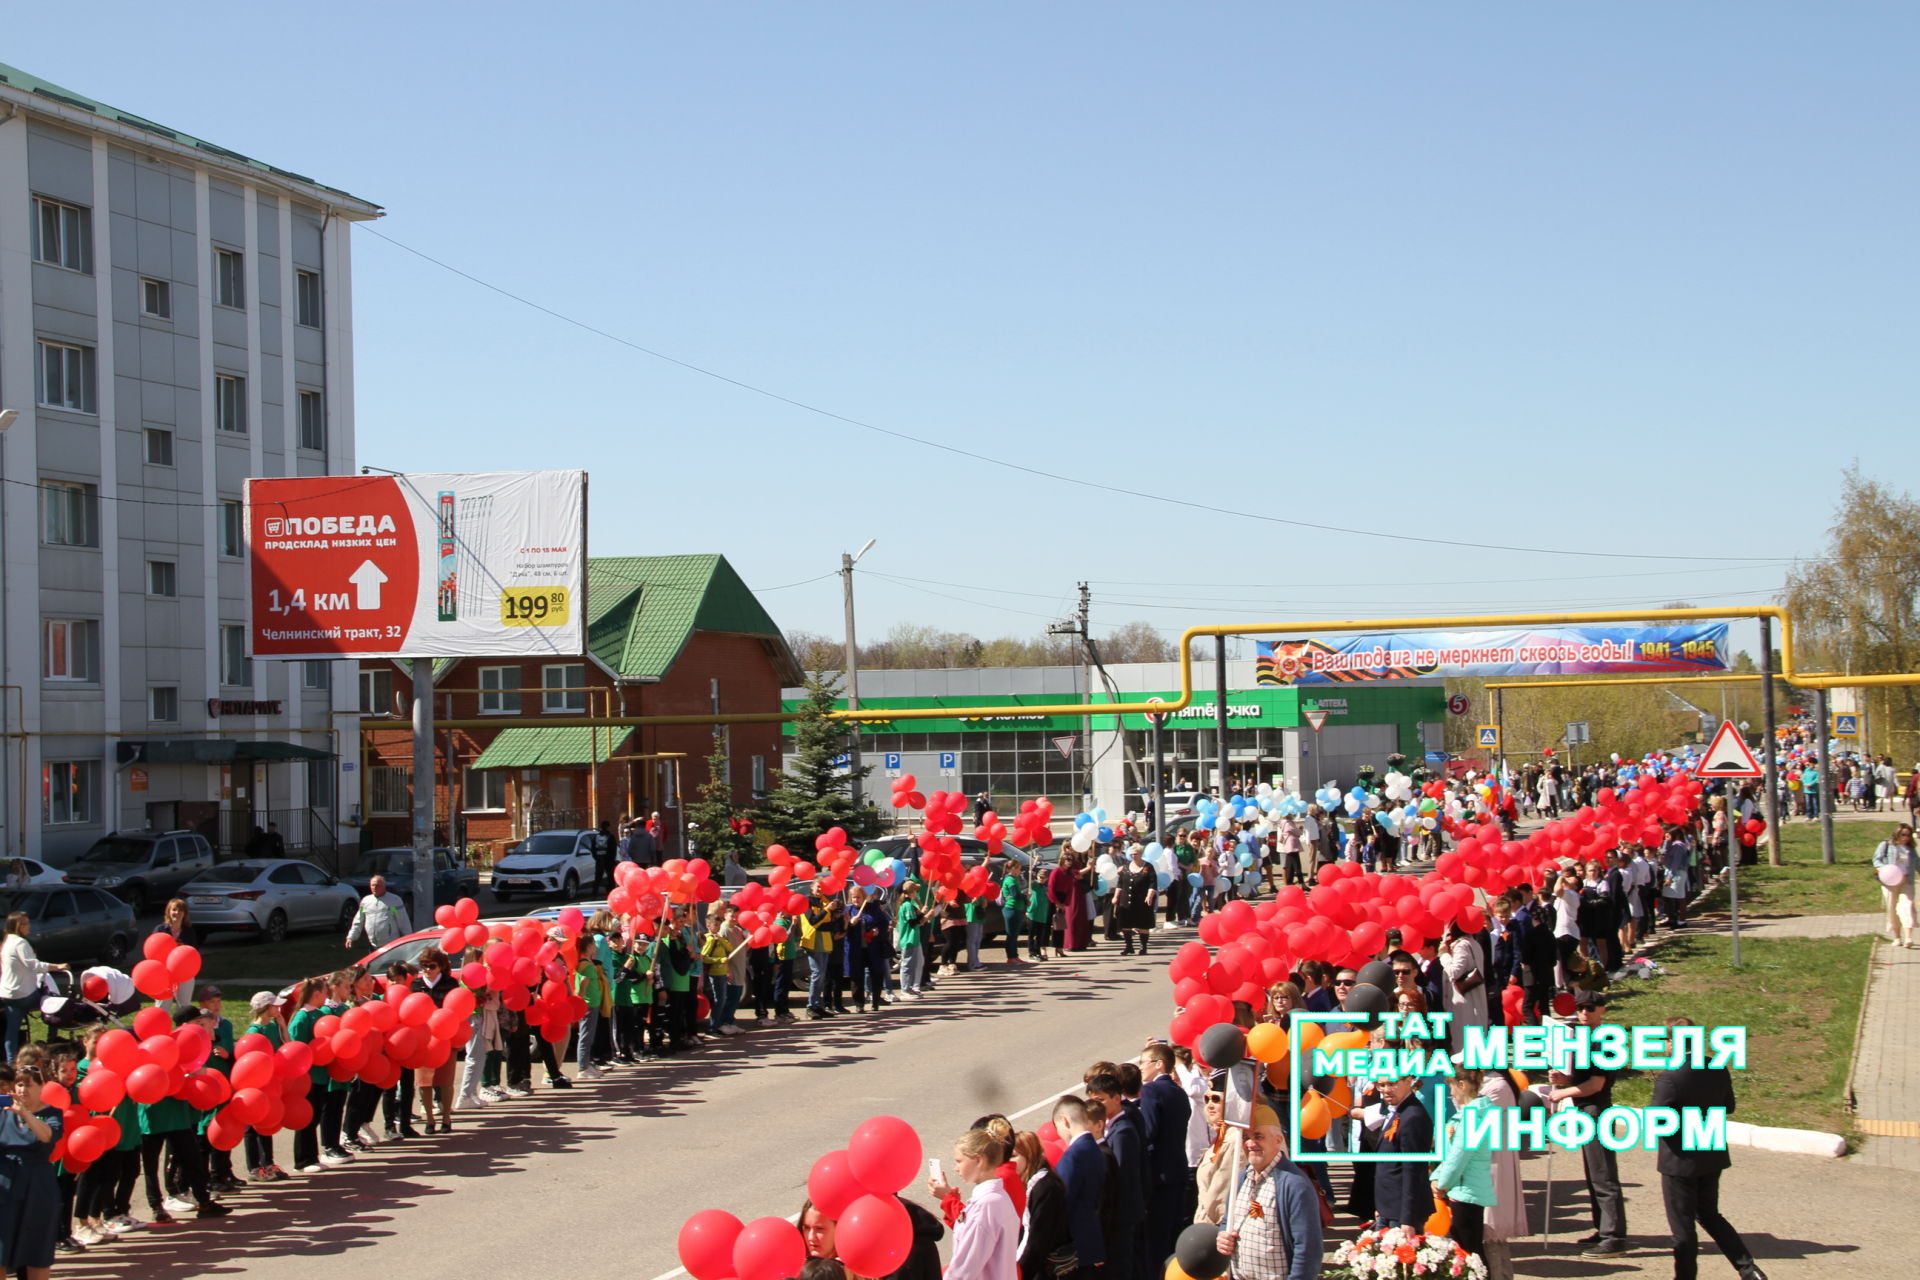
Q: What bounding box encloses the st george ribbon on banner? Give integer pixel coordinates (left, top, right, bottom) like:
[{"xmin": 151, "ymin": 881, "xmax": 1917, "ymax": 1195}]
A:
[{"xmin": 1254, "ymin": 623, "xmax": 1728, "ymax": 686}]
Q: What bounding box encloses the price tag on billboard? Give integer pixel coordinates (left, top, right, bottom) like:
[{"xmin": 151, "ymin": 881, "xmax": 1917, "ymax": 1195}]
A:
[{"xmin": 248, "ymin": 470, "xmax": 586, "ymax": 659}]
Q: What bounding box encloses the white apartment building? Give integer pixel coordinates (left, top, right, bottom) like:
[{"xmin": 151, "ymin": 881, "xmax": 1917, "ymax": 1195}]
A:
[{"xmin": 0, "ymin": 64, "xmax": 380, "ymax": 866}]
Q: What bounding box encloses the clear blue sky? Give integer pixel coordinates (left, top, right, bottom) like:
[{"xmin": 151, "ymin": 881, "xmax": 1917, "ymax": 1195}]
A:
[{"xmin": 9, "ymin": 4, "xmax": 1916, "ymax": 655}]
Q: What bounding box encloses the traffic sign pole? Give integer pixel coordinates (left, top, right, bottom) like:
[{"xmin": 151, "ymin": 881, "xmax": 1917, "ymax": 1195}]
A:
[
  {"xmin": 1759, "ymin": 615, "xmax": 1781, "ymax": 866},
  {"xmin": 1494, "ymin": 687, "xmax": 1506, "ymax": 781},
  {"xmin": 411, "ymin": 657, "xmax": 437, "ymax": 925},
  {"xmin": 1814, "ymin": 687, "xmax": 1835, "ymax": 865},
  {"xmin": 1726, "ymin": 785, "xmax": 1741, "ymax": 966},
  {"xmin": 1147, "ymin": 697, "xmax": 1167, "ymax": 845}
]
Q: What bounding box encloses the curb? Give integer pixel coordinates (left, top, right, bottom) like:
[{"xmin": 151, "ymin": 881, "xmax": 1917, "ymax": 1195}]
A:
[{"xmin": 1841, "ymin": 933, "xmax": 1879, "ymax": 1117}]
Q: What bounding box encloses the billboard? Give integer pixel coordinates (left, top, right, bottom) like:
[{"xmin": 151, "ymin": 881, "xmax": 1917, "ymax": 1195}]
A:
[
  {"xmin": 247, "ymin": 470, "xmax": 586, "ymax": 659},
  {"xmin": 1254, "ymin": 623, "xmax": 1728, "ymax": 686}
]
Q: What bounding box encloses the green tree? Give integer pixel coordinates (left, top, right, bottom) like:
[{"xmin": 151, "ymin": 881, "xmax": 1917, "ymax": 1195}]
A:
[
  {"xmin": 754, "ymin": 669, "xmax": 883, "ymax": 850},
  {"xmin": 1783, "ymin": 466, "xmax": 1920, "ymax": 756},
  {"xmin": 687, "ymin": 734, "xmax": 756, "ymax": 868}
]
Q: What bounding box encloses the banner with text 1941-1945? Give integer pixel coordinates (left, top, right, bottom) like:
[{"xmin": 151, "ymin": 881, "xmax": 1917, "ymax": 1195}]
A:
[
  {"xmin": 246, "ymin": 470, "xmax": 586, "ymax": 660},
  {"xmin": 1254, "ymin": 623, "xmax": 1728, "ymax": 686}
]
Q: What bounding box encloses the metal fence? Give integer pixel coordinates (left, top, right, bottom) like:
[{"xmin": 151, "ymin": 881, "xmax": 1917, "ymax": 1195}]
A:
[{"xmin": 202, "ymin": 807, "xmax": 341, "ymax": 870}]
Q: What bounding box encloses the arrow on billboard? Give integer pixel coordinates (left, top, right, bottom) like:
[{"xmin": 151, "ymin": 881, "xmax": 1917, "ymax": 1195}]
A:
[{"xmin": 349, "ymin": 560, "xmax": 389, "ymax": 610}]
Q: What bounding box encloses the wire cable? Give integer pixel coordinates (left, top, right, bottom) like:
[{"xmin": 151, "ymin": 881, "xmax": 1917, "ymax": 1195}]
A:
[{"xmin": 360, "ymin": 226, "xmax": 1784, "ymax": 566}]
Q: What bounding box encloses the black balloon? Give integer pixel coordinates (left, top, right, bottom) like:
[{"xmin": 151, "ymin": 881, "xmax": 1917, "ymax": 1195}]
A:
[
  {"xmin": 1175, "ymin": 1224, "xmax": 1229, "ymax": 1280},
  {"xmin": 1356, "ymin": 960, "xmax": 1394, "ymax": 991},
  {"xmin": 1197, "ymin": 1022, "xmax": 1246, "ymax": 1070},
  {"xmin": 1341, "ymin": 981, "xmax": 1391, "ymax": 1017}
]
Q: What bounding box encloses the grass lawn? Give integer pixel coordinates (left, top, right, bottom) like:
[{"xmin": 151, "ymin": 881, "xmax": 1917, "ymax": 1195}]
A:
[
  {"xmin": 193, "ymin": 930, "xmax": 353, "ymax": 985},
  {"xmin": 1696, "ymin": 820, "xmax": 1890, "ymax": 917},
  {"xmin": 1607, "ymin": 932, "xmax": 1872, "ymax": 1142}
]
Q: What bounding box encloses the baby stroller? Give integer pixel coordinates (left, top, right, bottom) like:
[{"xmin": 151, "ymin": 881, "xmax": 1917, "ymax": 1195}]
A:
[{"xmin": 36, "ymin": 966, "xmax": 142, "ymax": 1034}]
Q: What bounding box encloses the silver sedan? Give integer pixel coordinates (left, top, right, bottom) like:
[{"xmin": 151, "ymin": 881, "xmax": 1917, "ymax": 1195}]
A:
[{"xmin": 182, "ymin": 860, "xmax": 359, "ymax": 944}]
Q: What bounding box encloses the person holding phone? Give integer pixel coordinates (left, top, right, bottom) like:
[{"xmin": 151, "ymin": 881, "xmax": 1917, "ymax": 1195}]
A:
[
  {"xmin": 1, "ymin": 1063, "xmax": 68, "ymax": 1278},
  {"xmin": 934, "ymin": 1127, "xmax": 1019, "ymax": 1280}
]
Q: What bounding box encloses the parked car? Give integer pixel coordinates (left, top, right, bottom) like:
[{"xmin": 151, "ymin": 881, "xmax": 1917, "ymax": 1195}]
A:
[
  {"xmin": 1154, "ymin": 791, "xmax": 1210, "ymax": 820},
  {"xmin": 0, "ymin": 886, "xmax": 138, "ymax": 967},
  {"xmin": 61, "ymin": 830, "xmax": 217, "ymax": 916},
  {"xmin": 491, "ymin": 829, "xmax": 600, "ymax": 901},
  {"xmin": 181, "ymin": 860, "xmax": 359, "ymax": 944},
  {"xmin": 343, "ymin": 847, "xmax": 478, "ymax": 914},
  {"xmin": 2, "ymin": 856, "xmax": 69, "ymax": 890}
]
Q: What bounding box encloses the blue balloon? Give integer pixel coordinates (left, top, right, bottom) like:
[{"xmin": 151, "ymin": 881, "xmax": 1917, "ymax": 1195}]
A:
[
  {"xmin": 1198, "ymin": 815, "xmax": 1217, "ymax": 830},
  {"xmin": 1097, "ymin": 825, "xmax": 1115, "ymax": 844},
  {"xmin": 1074, "ymin": 813, "xmax": 1093, "ymax": 827},
  {"xmin": 1096, "ymin": 875, "xmax": 1115, "ymax": 896},
  {"xmin": 1236, "ymin": 850, "xmax": 1255, "ymax": 869},
  {"xmin": 1156, "ymin": 871, "xmax": 1172, "ymax": 890},
  {"xmin": 1186, "ymin": 872, "xmax": 1203, "ymax": 888},
  {"xmin": 890, "ymin": 858, "xmax": 909, "ymax": 884}
]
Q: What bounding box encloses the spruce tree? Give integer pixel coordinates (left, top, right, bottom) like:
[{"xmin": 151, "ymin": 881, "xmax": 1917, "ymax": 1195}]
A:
[
  {"xmin": 687, "ymin": 734, "xmax": 756, "ymax": 867},
  {"xmin": 755, "ymin": 669, "xmax": 883, "ymax": 849}
]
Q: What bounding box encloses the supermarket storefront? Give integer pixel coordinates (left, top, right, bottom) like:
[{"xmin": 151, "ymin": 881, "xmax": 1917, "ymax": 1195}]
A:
[{"xmin": 784, "ymin": 663, "xmax": 1446, "ymax": 815}]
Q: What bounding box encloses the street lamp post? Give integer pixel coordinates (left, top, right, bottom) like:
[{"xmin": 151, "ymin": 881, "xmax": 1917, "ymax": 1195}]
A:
[
  {"xmin": 0, "ymin": 408, "xmax": 16, "ymax": 860},
  {"xmin": 841, "ymin": 539, "xmax": 876, "ymax": 808}
]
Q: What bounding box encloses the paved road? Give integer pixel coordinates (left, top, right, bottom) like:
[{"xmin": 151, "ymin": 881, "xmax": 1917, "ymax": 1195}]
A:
[{"xmin": 61, "ymin": 945, "xmax": 1180, "ymax": 1280}]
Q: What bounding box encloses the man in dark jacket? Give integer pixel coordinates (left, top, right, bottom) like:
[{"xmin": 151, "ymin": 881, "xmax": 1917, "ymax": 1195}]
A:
[
  {"xmin": 1052, "ymin": 1096, "xmax": 1107, "ymax": 1279},
  {"xmin": 1651, "ymin": 1020, "xmax": 1767, "ymax": 1280},
  {"xmin": 1086, "ymin": 1074, "xmax": 1144, "ymax": 1280},
  {"xmin": 1507, "ymin": 883, "xmax": 1558, "ymax": 1022},
  {"xmin": 1136, "ymin": 1045, "xmax": 1193, "ymax": 1267},
  {"xmin": 1371, "ymin": 1074, "xmax": 1433, "ymax": 1230}
]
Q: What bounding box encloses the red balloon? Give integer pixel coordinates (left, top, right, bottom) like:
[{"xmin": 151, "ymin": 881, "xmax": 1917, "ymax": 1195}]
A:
[
  {"xmin": 142, "ymin": 932, "xmax": 178, "ymax": 962},
  {"xmin": 125, "ymin": 1063, "xmax": 169, "ymax": 1105},
  {"xmin": 67, "ymin": 1123, "xmax": 112, "ymax": 1163},
  {"xmin": 846, "ymin": 1115, "xmax": 922, "ymax": 1195},
  {"xmin": 677, "ymin": 1209, "xmax": 745, "ymax": 1280},
  {"xmin": 131, "ymin": 960, "xmax": 174, "ymax": 1000},
  {"xmin": 836, "ymin": 1194, "xmax": 912, "ymax": 1277},
  {"xmin": 276, "ymin": 1041, "xmax": 314, "ymax": 1077},
  {"xmin": 732, "ymin": 1216, "xmax": 805, "ymax": 1280},
  {"xmin": 400, "ymin": 992, "xmax": 437, "ymax": 1027},
  {"xmin": 807, "ymin": 1148, "xmax": 865, "ymax": 1219},
  {"xmin": 78, "ymin": 1068, "xmax": 125, "ymax": 1111},
  {"xmin": 164, "ymin": 945, "xmax": 202, "ymax": 982}
]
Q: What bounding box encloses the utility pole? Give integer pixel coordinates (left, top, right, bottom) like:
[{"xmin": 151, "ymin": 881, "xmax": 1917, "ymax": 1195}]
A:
[
  {"xmin": 1758, "ymin": 616, "xmax": 1782, "ymax": 866},
  {"xmin": 410, "ymin": 658, "xmax": 437, "ymax": 924},
  {"xmin": 1077, "ymin": 583, "xmax": 1090, "ymax": 809},
  {"xmin": 1215, "ymin": 637, "xmax": 1229, "ymax": 798},
  {"xmin": 841, "ymin": 539, "xmax": 876, "ymax": 810},
  {"xmin": 1814, "ymin": 686, "xmax": 1835, "ymax": 864}
]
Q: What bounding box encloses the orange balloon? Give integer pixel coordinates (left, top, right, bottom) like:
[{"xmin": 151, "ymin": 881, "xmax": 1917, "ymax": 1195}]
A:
[
  {"xmin": 1298, "ymin": 1092, "xmax": 1331, "ymax": 1140},
  {"xmin": 1328, "ymin": 1077, "xmax": 1353, "ymax": 1111},
  {"xmin": 1246, "ymin": 1023, "xmax": 1289, "ymax": 1064},
  {"xmin": 1265, "ymin": 1056, "xmax": 1291, "ymax": 1089},
  {"xmin": 1164, "ymin": 1263, "xmax": 1196, "ymax": 1280},
  {"xmin": 1294, "ymin": 1021, "xmax": 1325, "ymax": 1054},
  {"xmin": 1425, "ymin": 1195, "xmax": 1453, "ymax": 1238},
  {"xmin": 1319, "ymin": 1029, "xmax": 1369, "ymax": 1054}
]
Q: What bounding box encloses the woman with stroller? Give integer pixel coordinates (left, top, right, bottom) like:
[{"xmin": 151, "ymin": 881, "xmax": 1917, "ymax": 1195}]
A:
[{"xmin": 1, "ymin": 912, "xmax": 68, "ymax": 1061}]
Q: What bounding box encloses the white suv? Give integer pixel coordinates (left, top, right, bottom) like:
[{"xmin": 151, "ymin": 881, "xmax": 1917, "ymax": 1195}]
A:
[{"xmin": 491, "ymin": 829, "xmax": 600, "ymax": 901}]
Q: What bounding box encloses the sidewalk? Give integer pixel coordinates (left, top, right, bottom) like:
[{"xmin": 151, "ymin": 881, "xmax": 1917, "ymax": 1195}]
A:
[{"xmin": 1681, "ymin": 905, "xmax": 1918, "ymax": 1171}]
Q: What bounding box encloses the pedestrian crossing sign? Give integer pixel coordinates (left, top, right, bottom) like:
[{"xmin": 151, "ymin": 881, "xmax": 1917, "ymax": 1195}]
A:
[
  {"xmin": 1477, "ymin": 725, "xmax": 1500, "ymax": 749},
  {"xmin": 1832, "ymin": 713, "xmax": 1860, "ymax": 738}
]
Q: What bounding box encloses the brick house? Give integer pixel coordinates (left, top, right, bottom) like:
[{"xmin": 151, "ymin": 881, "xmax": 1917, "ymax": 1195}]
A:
[{"xmin": 355, "ymin": 554, "xmax": 801, "ymax": 859}]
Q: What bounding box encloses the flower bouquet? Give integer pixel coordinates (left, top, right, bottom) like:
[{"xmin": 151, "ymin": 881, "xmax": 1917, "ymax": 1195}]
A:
[{"xmin": 1325, "ymin": 1225, "xmax": 1487, "ymax": 1279}]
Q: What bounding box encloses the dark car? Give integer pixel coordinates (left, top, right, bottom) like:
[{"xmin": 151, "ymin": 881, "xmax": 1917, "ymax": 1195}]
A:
[
  {"xmin": 60, "ymin": 830, "xmax": 216, "ymax": 916},
  {"xmin": 344, "ymin": 848, "xmax": 478, "ymax": 914},
  {"xmin": 0, "ymin": 886, "xmax": 138, "ymax": 967}
]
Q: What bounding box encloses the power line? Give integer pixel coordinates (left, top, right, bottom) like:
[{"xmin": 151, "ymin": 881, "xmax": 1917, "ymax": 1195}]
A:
[{"xmin": 360, "ymin": 225, "xmax": 1785, "ymax": 566}]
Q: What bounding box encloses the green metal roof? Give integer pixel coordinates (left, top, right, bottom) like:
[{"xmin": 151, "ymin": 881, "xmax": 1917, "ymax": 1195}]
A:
[
  {"xmin": 471, "ymin": 725, "xmax": 633, "ymax": 771},
  {"xmin": 587, "ymin": 554, "xmax": 800, "ymax": 683},
  {"xmin": 0, "ymin": 62, "xmax": 380, "ymax": 212}
]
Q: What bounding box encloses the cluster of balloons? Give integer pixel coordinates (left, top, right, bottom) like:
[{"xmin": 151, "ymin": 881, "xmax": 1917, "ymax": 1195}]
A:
[
  {"xmin": 58, "ymin": 1006, "xmax": 316, "ymax": 1170},
  {"xmin": 1007, "ymin": 799, "xmax": 1056, "ymax": 850},
  {"xmin": 1165, "ymin": 771, "xmax": 1718, "ymax": 1064},
  {"xmin": 679, "ymin": 1116, "xmax": 924, "ymax": 1280},
  {"xmin": 129, "ymin": 932, "xmax": 200, "ymax": 1001}
]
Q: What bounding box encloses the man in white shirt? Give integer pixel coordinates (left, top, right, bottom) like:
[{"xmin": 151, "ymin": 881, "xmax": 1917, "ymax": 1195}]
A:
[{"xmin": 345, "ymin": 874, "xmax": 413, "ymax": 950}]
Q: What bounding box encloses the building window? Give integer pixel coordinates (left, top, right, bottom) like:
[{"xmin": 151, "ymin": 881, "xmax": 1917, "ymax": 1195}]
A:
[
  {"xmin": 42, "ymin": 760, "xmax": 100, "ymax": 825},
  {"xmin": 43, "ymin": 619, "xmax": 100, "ymax": 682},
  {"xmin": 41, "ymin": 481, "xmax": 97, "ymax": 547},
  {"xmin": 214, "ymin": 248, "xmax": 244, "ymax": 308},
  {"xmin": 141, "ymin": 278, "xmax": 172, "ymax": 318},
  {"xmin": 359, "ymin": 667, "xmax": 394, "ymax": 715},
  {"xmin": 220, "ymin": 625, "xmax": 251, "ymax": 687},
  {"xmin": 147, "ymin": 560, "xmax": 177, "ymax": 597},
  {"xmin": 542, "ymin": 664, "xmax": 586, "ymax": 713},
  {"xmin": 303, "ymin": 660, "xmax": 331, "ymax": 690},
  {"xmin": 144, "ymin": 428, "xmax": 174, "ymax": 466},
  {"xmin": 369, "ymin": 765, "xmax": 411, "ymax": 817},
  {"xmin": 479, "ymin": 666, "xmax": 522, "ymax": 714},
  {"xmin": 215, "ymin": 374, "xmax": 246, "ymax": 433},
  {"xmin": 219, "ymin": 500, "xmax": 245, "ymax": 557},
  {"xmin": 36, "ymin": 340, "xmax": 96, "ymax": 413},
  {"xmin": 464, "ymin": 769, "xmax": 507, "ymax": 812},
  {"xmin": 751, "ymin": 755, "xmax": 767, "ymax": 799},
  {"xmin": 296, "ymin": 269, "xmax": 322, "ymax": 327},
  {"xmin": 149, "ymin": 686, "xmax": 179, "ymax": 723},
  {"xmin": 32, "ymin": 197, "xmax": 91, "ymax": 272},
  {"xmin": 297, "ymin": 389, "xmax": 325, "ymax": 451}
]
